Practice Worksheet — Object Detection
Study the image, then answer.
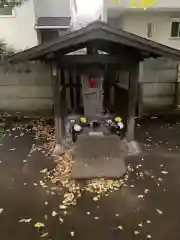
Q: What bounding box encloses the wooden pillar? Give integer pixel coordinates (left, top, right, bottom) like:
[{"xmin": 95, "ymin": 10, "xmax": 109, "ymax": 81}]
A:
[
  {"xmin": 126, "ymin": 62, "xmax": 139, "ymax": 142},
  {"xmin": 138, "ymin": 61, "xmax": 144, "ymax": 115},
  {"xmin": 72, "ymin": 67, "xmax": 78, "ymax": 112},
  {"xmin": 174, "ymin": 63, "xmax": 180, "ymax": 108},
  {"xmin": 52, "ymin": 63, "xmax": 65, "ymax": 155},
  {"xmin": 87, "ymin": 43, "xmax": 98, "ymax": 55}
]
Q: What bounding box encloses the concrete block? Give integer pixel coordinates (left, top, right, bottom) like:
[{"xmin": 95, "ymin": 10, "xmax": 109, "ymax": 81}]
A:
[
  {"xmin": 142, "ymin": 83, "xmax": 175, "ymax": 97},
  {"xmin": 0, "ymin": 62, "xmax": 52, "ymax": 86},
  {"xmin": 0, "ymin": 98, "xmax": 53, "ymax": 111},
  {"xmin": 0, "ymin": 86, "xmax": 53, "ymax": 99}
]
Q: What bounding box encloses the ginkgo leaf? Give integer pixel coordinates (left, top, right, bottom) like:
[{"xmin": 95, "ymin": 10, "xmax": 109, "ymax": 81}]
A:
[
  {"xmin": 10, "ymin": 148, "xmax": 16, "ymax": 151},
  {"xmin": 147, "ymin": 234, "xmax": 152, "ymax": 239},
  {"xmin": 156, "ymin": 209, "xmax": 163, "ymax": 215},
  {"xmin": 138, "ymin": 222, "xmax": 143, "ymax": 227},
  {"xmin": 63, "ymin": 211, "xmax": 67, "ymax": 215},
  {"xmin": 117, "ymin": 225, "xmax": 123, "ymax": 230},
  {"xmin": 59, "ymin": 205, "xmax": 67, "ymax": 210},
  {"xmin": 19, "ymin": 218, "xmax": 32, "ymax": 223},
  {"xmin": 161, "ymin": 171, "xmax": 168, "ymax": 175},
  {"xmin": 59, "ymin": 217, "xmax": 64, "ymax": 223},
  {"xmin": 93, "ymin": 196, "xmax": 99, "ymax": 201},
  {"xmin": 70, "ymin": 231, "xmax": 75, "ymax": 237},
  {"xmin": 40, "ymin": 169, "xmax": 48, "ymax": 174},
  {"xmin": 144, "ymin": 189, "xmax": 150, "ymax": 194},
  {"xmin": 137, "ymin": 194, "xmax": 144, "ymax": 199},
  {"xmin": 34, "ymin": 222, "xmax": 45, "ymax": 228},
  {"xmin": 40, "ymin": 232, "xmax": 48, "ymax": 238},
  {"xmin": 52, "ymin": 211, "xmax": 58, "ymax": 217}
]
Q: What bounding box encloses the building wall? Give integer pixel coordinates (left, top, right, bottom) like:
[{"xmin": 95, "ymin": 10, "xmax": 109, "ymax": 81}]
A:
[
  {"xmin": 106, "ymin": 0, "xmax": 180, "ymax": 10},
  {"xmin": 0, "ymin": 0, "xmax": 38, "ymax": 51},
  {"xmin": 107, "ymin": 12, "xmax": 180, "ymax": 112},
  {"xmin": 0, "ymin": 62, "xmax": 53, "ymax": 116},
  {"xmin": 120, "ymin": 11, "xmax": 180, "ymax": 49},
  {"xmin": 33, "ymin": 0, "xmax": 71, "ymax": 18}
]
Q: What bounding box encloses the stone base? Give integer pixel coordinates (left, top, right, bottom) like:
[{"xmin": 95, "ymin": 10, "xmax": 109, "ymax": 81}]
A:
[
  {"xmin": 71, "ymin": 135, "xmax": 127, "ymax": 179},
  {"xmin": 53, "ymin": 144, "xmax": 65, "ymax": 156},
  {"xmin": 125, "ymin": 140, "xmax": 141, "ymax": 156}
]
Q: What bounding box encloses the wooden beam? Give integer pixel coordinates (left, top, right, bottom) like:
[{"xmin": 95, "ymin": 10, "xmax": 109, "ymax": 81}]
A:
[
  {"xmin": 126, "ymin": 62, "xmax": 139, "ymax": 142},
  {"xmin": 57, "ymin": 54, "xmax": 136, "ymax": 70},
  {"xmin": 58, "ymin": 54, "xmax": 121, "ymax": 64},
  {"xmin": 46, "ymin": 52, "xmax": 55, "ymax": 60},
  {"xmin": 87, "ymin": 42, "xmax": 98, "ymax": 54}
]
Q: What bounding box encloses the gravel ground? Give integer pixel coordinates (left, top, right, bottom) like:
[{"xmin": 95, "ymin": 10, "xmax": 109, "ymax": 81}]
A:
[{"xmin": 0, "ymin": 115, "xmax": 180, "ymax": 240}]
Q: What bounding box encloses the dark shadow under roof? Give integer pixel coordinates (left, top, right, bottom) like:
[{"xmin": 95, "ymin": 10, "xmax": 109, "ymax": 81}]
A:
[
  {"xmin": 7, "ymin": 21, "xmax": 180, "ymax": 63},
  {"xmin": 36, "ymin": 17, "xmax": 71, "ymax": 27}
]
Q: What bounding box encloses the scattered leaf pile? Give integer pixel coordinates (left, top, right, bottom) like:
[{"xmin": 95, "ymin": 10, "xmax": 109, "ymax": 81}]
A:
[
  {"xmin": 53, "ymin": 152, "xmax": 74, "ymax": 187},
  {"xmin": 50, "ymin": 151, "xmax": 126, "ymax": 209},
  {"xmin": 30, "ymin": 118, "xmax": 55, "ymax": 155},
  {"xmin": 27, "ymin": 117, "xmax": 126, "ymax": 203},
  {"xmin": 51, "ymin": 152, "xmax": 82, "ymax": 207},
  {"xmin": 0, "ymin": 114, "xmax": 55, "ymax": 156},
  {"xmin": 85, "ymin": 179, "xmax": 125, "ymax": 199},
  {"xmin": 0, "ymin": 113, "xmax": 172, "ymax": 238}
]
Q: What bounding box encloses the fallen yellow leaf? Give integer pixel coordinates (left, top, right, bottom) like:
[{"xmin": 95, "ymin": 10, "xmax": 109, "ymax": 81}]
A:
[
  {"xmin": 156, "ymin": 209, "xmax": 163, "ymax": 215},
  {"xmin": 117, "ymin": 225, "xmax": 123, "ymax": 230},
  {"xmin": 93, "ymin": 197, "xmax": 99, "ymax": 201},
  {"xmin": 147, "ymin": 234, "xmax": 152, "ymax": 239},
  {"xmin": 59, "ymin": 205, "xmax": 67, "ymax": 210},
  {"xmin": 40, "ymin": 232, "xmax": 48, "ymax": 238},
  {"xmin": 52, "ymin": 211, "xmax": 58, "ymax": 217},
  {"xmin": 138, "ymin": 222, "xmax": 143, "ymax": 227},
  {"xmin": 137, "ymin": 194, "xmax": 144, "ymax": 199},
  {"xmin": 34, "ymin": 222, "xmax": 45, "ymax": 228},
  {"xmin": 19, "ymin": 218, "xmax": 32, "ymax": 223},
  {"xmin": 70, "ymin": 231, "xmax": 75, "ymax": 237},
  {"xmin": 59, "ymin": 217, "xmax": 64, "ymax": 223}
]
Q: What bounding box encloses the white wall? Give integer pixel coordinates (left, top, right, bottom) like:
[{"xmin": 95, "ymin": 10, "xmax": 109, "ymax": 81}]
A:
[
  {"xmin": 106, "ymin": 0, "xmax": 180, "ymax": 10},
  {"xmin": 33, "ymin": 0, "xmax": 71, "ymax": 18},
  {"xmin": 120, "ymin": 12, "xmax": 180, "ymax": 49},
  {"xmin": 71, "ymin": 0, "xmax": 104, "ymax": 30},
  {"xmin": 0, "ymin": 0, "xmax": 38, "ymax": 51}
]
